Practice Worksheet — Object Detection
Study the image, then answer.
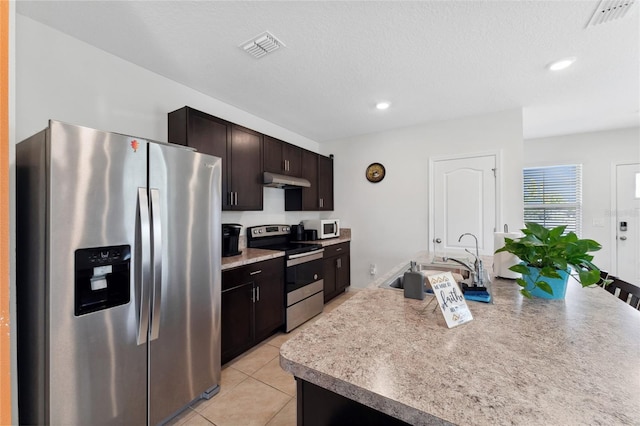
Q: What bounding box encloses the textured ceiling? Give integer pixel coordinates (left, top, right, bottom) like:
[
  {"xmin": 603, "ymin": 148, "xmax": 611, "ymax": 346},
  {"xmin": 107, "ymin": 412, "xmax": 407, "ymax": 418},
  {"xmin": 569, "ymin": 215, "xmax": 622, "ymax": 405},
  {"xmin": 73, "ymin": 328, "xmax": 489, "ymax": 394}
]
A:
[{"xmin": 16, "ymin": 1, "xmax": 640, "ymax": 142}]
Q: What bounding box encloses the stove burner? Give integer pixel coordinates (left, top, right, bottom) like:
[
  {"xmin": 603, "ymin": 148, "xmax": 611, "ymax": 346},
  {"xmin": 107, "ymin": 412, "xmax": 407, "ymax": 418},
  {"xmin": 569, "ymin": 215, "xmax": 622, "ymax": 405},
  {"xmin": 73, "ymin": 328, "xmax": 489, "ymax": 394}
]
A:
[
  {"xmin": 259, "ymin": 242, "xmax": 322, "ymax": 256},
  {"xmin": 247, "ymin": 224, "xmax": 322, "ymax": 257}
]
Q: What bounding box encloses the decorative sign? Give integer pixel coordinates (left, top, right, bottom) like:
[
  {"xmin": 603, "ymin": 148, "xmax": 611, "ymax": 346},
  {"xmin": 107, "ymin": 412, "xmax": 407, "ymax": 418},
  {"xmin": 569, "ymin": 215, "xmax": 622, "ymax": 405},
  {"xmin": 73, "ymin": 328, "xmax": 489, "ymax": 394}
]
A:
[{"xmin": 427, "ymin": 272, "xmax": 473, "ymax": 328}]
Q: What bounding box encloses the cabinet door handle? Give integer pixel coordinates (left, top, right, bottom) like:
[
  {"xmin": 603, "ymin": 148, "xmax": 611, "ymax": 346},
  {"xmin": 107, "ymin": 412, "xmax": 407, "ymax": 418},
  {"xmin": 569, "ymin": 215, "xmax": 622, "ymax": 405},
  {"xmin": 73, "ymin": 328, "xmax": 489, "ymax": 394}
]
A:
[
  {"xmin": 249, "ymin": 270, "xmax": 262, "ymax": 275},
  {"xmin": 256, "ymin": 286, "xmax": 260, "ymax": 302},
  {"xmin": 251, "ymin": 287, "xmax": 256, "ymax": 303},
  {"xmin": 337, "ymin": 258, "xmax": 342, "ymax": 268},
  {"xmin": 320, "ymin": 198, "xmax": 323, "ymax": 208}
]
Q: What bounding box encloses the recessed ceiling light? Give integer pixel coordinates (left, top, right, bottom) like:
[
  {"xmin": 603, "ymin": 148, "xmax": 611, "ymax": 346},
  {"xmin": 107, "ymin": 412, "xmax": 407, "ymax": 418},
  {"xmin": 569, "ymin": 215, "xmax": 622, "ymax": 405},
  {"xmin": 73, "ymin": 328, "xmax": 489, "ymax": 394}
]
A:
[
  {"xmin": 547, "ymin": 57, "xmax": 577, "ymax": 71},
  {"xmin": 376, "ymin": 102, "xmax": 390, "ymax": 110}
]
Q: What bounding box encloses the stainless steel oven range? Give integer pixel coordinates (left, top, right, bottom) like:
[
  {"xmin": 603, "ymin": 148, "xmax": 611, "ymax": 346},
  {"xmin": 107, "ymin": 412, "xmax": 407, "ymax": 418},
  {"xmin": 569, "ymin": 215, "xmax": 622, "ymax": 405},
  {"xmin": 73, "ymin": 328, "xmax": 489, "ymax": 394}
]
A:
[{"xmin": 247, "ymin": 225, "xmax": 324, "ymax": 332}]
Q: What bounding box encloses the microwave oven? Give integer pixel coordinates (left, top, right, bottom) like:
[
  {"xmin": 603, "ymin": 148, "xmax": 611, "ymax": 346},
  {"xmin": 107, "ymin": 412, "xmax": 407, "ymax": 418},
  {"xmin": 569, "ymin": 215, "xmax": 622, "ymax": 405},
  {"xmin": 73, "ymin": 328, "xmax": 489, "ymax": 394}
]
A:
[{"xmin": 302, "ymin": 219, "xmax": 340, "ymax": 239}]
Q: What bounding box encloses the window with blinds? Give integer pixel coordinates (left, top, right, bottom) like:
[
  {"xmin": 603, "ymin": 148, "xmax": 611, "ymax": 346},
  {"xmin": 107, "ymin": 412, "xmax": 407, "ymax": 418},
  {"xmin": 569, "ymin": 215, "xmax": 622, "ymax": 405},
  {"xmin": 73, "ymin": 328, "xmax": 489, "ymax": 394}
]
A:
[{"xmin": 523, "ymin": 165, "xmax": 583, "ymax": 236}]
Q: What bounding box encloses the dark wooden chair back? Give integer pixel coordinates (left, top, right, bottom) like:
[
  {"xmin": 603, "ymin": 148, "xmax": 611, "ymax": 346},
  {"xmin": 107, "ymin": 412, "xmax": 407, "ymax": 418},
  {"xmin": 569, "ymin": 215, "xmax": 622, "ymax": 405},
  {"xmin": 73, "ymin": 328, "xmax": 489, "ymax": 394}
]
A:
[{"xmin": 604, "ymin": 277, "xmax": 640, "ymax": 310}]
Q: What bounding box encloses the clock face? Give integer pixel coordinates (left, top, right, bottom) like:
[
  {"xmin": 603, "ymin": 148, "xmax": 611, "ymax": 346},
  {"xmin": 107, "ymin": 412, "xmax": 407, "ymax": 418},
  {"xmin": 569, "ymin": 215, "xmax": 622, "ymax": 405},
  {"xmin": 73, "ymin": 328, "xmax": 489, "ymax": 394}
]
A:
[{"xmin": 366, "ymin": 163, "xmax": 386, "ymax": 183}]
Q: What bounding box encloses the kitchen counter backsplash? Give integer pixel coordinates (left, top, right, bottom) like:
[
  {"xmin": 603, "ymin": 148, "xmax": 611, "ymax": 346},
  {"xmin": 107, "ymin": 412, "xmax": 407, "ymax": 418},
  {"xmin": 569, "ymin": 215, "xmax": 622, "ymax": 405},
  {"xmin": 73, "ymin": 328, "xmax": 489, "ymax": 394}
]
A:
[
  {"xmin": 303, "ymin": 228, "xmax": 351, "ymax": 246},
  {"xmin": 221, "ymin": 228, "xmax": 351, "ymax": 270}
]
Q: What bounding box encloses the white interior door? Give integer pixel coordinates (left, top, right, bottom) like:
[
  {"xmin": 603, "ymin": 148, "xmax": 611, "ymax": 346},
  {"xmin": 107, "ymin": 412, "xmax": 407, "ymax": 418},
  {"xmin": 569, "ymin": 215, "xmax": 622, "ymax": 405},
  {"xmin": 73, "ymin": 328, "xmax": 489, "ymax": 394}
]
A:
[
  {"xmin": 616, "ymin": 163, "xmax": 640, "ymax": 285},
  {"xmin": 431, "ymin": 154, "xmax": 496, "ymax": 258}
]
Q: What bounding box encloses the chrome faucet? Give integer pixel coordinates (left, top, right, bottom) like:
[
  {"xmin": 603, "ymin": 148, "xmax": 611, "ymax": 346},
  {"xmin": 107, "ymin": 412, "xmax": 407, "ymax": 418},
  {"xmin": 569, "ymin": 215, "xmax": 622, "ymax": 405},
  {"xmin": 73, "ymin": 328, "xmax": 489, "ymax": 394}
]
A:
[
  {"xmin": 455, "ymin": 233, "xmax": 485, "ymax": 287},
  {"xmin": 444, "ymin": 257, "xmax": 477, "ymax": 279}
]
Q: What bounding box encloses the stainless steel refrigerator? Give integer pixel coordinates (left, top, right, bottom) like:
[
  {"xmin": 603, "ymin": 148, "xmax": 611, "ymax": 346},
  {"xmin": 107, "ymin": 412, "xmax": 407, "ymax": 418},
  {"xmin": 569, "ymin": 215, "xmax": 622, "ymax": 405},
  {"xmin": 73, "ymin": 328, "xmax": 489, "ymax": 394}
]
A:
[{"xmin": 16, "ymin": 120, "xmax": 222, "ymax": 425}]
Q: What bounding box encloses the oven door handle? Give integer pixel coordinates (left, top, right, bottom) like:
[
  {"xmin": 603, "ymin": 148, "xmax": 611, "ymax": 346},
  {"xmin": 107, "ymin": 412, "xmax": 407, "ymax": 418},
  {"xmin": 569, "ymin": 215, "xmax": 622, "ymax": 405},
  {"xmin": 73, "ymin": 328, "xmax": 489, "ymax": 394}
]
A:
[
  {"xmin": 288, "ymin": 249, "xmax": 325, "ymax": 260},
  {"xmin": 287, "ymin": 249, "xmax": 325, "ymax": 267}
]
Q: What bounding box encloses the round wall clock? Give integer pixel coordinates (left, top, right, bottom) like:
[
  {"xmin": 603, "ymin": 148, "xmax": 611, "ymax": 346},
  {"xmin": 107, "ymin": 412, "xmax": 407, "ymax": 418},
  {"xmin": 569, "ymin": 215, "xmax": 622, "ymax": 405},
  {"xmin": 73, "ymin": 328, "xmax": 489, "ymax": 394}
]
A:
[{"xmin": 366, "ymin": 162, "xmax": 386, "ymax": 183}]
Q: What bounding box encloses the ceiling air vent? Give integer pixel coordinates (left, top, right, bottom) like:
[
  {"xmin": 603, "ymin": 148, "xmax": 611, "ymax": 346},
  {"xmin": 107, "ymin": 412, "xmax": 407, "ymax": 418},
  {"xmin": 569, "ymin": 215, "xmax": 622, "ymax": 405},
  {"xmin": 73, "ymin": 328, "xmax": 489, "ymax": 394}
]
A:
[
  {"xmin": 240, "ymin": 31, "xmax": 285, "ymax": 59},
  {"xmin": 587, "ymin": 0, "xmax": 637, "ymax": 27}
]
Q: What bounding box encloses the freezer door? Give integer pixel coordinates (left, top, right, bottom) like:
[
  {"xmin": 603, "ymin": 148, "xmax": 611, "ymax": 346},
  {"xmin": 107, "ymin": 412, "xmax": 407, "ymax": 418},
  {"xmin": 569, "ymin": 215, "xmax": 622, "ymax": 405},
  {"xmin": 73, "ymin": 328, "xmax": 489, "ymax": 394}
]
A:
[
  {"xmin": 148, "ymin": 143, "xmax": 222, "ymax": 424},
  {"xmin": 46, "ymin": 121, "xmax": 148, "ymax": 424}
]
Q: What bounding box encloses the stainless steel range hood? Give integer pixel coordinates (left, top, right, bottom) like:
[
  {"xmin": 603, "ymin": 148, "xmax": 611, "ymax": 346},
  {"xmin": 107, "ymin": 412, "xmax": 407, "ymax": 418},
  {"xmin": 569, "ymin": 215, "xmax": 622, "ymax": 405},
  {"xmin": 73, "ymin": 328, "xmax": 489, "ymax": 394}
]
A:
[{"xmin": 263, "ymin": 172, "xmax": 311, "ymax": 189}]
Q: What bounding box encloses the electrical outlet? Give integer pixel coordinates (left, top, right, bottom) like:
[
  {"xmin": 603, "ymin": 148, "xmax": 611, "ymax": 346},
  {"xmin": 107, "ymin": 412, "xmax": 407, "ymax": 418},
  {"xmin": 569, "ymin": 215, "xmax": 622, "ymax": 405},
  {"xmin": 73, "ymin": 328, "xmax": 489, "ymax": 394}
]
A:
[{"xmin": 370, "ymin": 263, "xmax": 377, "ymax": 275}]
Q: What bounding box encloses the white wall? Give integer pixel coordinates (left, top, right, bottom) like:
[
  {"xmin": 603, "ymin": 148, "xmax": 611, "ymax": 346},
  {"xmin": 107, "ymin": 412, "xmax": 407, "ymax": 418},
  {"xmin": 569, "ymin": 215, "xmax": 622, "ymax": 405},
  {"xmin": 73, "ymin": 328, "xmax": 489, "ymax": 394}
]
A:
[
  {"xmin": 15, "ymin": 15, "xmax": 322, "ymax": 229},
  {"xmin": 523, "ymin": 127, "xmax": 640, "ymax": 274},
  {"xmin": 321, "ymin": 109, "xmax": 524, "ymax": 288}
]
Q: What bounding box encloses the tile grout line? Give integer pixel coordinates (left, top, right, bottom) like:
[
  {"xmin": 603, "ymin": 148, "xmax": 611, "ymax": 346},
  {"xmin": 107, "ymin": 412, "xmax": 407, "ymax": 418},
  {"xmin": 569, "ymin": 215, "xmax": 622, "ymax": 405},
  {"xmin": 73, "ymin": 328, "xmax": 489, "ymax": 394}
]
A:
[
  {"xmin": 249, "ymin": 374, "xmax": 296, "ymax": 399},
  {"xmin": 263, "ymin": 395, "xmax": 294, "ymax": 426},
  {"xmin": 192, "ymin": 409, "xmax": 217, "ymax": 426}
]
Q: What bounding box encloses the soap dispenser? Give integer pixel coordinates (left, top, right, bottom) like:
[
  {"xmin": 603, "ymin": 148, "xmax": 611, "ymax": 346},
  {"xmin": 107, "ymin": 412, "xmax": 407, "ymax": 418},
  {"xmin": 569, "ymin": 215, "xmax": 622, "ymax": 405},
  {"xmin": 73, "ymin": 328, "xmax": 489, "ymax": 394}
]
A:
[{"xmin": 403, "ymin": 262, "xmax": 425, "ymax": 300}]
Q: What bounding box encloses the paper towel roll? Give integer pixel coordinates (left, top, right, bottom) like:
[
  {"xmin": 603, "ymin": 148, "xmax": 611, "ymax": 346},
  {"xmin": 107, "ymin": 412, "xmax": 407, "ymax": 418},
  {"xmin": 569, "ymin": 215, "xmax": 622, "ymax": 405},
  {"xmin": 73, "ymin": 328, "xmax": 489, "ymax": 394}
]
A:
[{"xmin": 493, "ymin": 232, "xmax": 522, "ymax": 279}]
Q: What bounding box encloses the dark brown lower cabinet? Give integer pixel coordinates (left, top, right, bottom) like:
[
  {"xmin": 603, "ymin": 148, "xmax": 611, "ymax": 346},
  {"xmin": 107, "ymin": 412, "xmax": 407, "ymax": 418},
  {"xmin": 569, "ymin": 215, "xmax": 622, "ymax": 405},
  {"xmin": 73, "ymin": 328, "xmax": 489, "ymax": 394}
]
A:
[
  {"xmin": 221, "ymin": 282, "xmax": 253, "ymax": 363},
  {"xmin": 322, "ymin": 242, "xmax": 350, "ymax": 303},
  {"xmin": 296, "ymin": 379, "xmax": 410, "ymax": 426},
  {"xmin": 221, "ymin": 257, "xmax": 284, "ymax": 364}
]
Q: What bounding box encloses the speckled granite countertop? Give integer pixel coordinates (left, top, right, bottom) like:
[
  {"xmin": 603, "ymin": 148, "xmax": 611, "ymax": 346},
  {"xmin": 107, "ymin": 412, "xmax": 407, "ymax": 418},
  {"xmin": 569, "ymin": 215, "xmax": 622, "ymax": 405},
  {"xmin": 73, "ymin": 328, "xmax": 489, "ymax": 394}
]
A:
[
  {"xmin": 280, "ymin": 256, "xmax": 640, "ymax": 425},
  {"xmin": 221, "ymin": 248, "xmax": 284, "ymax": 271}
]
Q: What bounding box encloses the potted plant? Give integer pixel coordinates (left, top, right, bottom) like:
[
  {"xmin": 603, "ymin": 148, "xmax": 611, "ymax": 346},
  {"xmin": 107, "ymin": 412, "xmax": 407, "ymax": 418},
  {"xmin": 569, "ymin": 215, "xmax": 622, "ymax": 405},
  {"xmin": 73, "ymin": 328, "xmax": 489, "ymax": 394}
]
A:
[{"xmin": 495, "ymin": 222, "xmax": 610, "ymax": 299}]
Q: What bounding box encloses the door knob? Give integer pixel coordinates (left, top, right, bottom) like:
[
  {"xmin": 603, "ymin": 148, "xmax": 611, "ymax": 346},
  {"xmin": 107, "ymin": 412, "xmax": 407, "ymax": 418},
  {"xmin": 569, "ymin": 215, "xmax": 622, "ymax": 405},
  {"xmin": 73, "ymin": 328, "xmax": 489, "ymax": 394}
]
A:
[
  {"xmin": 434, "ymin": 238, "xmax": 442, "ymax": 243},
  {"xmin": 619, "ymin": 236, "xmax": 627, "ymax": 240}
]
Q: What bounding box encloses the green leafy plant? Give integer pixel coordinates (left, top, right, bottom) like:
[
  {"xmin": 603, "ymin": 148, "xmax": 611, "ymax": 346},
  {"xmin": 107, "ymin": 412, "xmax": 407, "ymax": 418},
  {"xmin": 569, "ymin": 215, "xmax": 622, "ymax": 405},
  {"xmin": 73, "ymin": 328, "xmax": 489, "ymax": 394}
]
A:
[{"xmin": 495, "ymin": 222, "xmax": 611, "ymax": 298}]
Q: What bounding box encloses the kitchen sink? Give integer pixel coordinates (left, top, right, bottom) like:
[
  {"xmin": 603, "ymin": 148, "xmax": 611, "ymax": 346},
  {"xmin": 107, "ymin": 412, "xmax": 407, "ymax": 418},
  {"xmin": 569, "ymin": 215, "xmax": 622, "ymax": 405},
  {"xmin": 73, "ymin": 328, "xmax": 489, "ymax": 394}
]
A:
[
  {"xmin": 387, "ymin": 275, "xmax": 405, "ymax": 289},
  {"xmin": 379, "ymin": 262, "xmax": 469, "ymax": 291}
]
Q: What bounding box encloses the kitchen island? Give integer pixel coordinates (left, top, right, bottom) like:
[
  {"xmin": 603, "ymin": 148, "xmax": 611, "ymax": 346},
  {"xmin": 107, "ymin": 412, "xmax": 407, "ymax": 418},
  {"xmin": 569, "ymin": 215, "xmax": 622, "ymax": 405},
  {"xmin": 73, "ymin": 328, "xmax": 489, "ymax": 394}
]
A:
[{"xmin": 280, "ymin": 257, "xmax": 640, "ymax": 425}]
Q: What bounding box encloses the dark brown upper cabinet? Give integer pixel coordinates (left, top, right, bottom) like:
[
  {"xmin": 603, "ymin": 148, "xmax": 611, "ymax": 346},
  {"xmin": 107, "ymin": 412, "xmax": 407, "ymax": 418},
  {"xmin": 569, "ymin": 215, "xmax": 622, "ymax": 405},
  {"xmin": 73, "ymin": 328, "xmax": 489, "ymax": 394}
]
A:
[
  {"xmin": 285, "ymin": 152, "xmax": 334, "ymax": 211},
  {"xmin": 317, "ymin": 154, "xmax": 334, "ymax": 211},
  {"xmin": 228, "ymin": 125, "xmax": 263, "ymax": 210},
  {"xmin": 263, "ymin": 135, "xmax": 302, "ymax": 177},
  {"xmin": 168, "ymin": 106, "xmax": 263, "ymax": 211}
]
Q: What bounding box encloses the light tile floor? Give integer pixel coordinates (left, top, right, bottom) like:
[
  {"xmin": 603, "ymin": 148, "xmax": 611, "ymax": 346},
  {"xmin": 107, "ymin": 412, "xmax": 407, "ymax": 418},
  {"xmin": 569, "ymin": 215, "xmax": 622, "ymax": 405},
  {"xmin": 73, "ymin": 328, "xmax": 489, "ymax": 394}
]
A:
[{"xmin": 167, "ymin": 289, "xmax": 358, "ymax": 426}]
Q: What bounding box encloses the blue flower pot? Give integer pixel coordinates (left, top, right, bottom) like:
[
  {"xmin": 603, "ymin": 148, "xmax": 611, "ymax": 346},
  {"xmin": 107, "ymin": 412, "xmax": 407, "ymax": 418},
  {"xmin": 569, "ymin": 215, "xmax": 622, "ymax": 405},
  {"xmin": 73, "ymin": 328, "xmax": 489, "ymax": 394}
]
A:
[{"xmin": 522, "ymin": 265, "xmax": 570, "ymax": 299}]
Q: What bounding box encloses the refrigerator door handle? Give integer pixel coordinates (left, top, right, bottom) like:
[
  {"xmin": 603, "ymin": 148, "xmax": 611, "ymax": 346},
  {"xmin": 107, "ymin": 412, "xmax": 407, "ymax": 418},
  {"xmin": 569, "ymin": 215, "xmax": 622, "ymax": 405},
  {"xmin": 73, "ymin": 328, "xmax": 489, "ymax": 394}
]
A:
[
  {"xmin": 150, "ymin": 188, "xmax": 163, "ymax": 341},
  {"xmin": 137, "ymin": 188, "xmax": 151, "ymax": 345}
]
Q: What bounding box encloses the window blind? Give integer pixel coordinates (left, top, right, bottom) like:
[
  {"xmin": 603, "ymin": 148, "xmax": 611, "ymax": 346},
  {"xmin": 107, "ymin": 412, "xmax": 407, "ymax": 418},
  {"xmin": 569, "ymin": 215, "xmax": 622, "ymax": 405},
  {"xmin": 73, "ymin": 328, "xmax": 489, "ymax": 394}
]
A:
[{"xmin": 523, "ymin": 165, "xmax": 582, "ymax": 236}]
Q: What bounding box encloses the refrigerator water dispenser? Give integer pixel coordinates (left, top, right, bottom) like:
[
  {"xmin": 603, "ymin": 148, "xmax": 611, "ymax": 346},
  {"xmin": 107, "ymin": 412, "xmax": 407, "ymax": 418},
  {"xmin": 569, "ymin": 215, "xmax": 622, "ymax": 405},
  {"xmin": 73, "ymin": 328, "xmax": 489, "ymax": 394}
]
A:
[{"xmin": 75, "ymin": 245, "xmax": 131, "ymax": 316}]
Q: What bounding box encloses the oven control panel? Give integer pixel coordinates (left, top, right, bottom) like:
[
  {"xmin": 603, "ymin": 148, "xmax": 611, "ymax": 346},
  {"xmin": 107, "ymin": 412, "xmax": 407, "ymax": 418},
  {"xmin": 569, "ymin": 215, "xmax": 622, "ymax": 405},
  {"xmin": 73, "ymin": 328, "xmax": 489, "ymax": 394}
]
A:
[{"xmin": 247, "ymin": 225, "xmax": 291, "ymax": 239}]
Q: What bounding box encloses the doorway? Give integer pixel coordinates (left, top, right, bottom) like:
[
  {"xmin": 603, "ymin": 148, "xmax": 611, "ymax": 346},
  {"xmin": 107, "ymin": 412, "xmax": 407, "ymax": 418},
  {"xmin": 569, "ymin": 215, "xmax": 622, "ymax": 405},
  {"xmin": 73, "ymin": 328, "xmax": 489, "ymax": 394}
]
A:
[
  {"xmin": 429, "ymin": 153, "xmax": 498, "ymax": 258},
  {"xmin": 614, "ymin": 163, "xmax": 640, "ymax": 285}
]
